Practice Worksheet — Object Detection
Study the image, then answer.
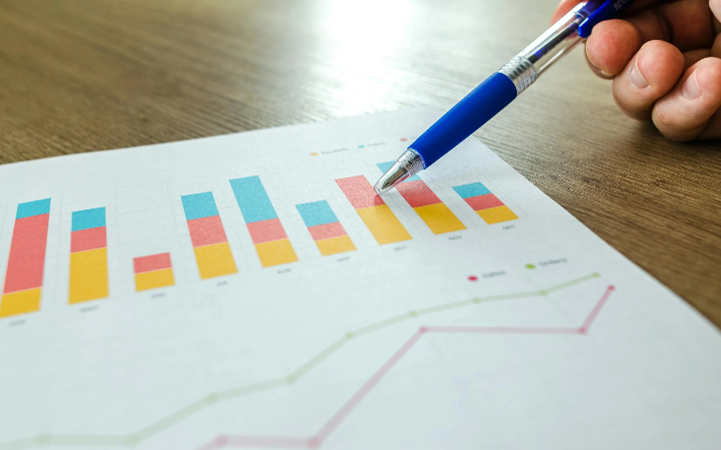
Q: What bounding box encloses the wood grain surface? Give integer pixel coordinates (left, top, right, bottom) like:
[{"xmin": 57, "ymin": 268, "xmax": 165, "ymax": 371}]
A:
[{"xmin": 0, "ymin": 0, "xmax": 719, "ymax": 325}]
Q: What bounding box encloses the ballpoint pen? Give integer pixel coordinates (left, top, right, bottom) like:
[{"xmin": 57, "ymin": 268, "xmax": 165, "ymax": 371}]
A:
[{"xmin": 374, "ymin": 0, "xmax": 637, "ymax": 195}]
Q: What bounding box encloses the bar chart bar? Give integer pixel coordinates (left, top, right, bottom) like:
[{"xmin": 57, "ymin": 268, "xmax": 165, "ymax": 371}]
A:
[
  {"xmin": 181, "ymin": 192, "xmax": 238, "ymax": 279},
  {"xmin": 0, "ymin": 199, "xmax": 51, "ymax": 318},
  {"xmin": 453, "ymin": 182, "xmax": 518, "ymax": 224},
  {"xmin": 335, "ymin": 176, "xmax": 412, "ymax": 245},
  {"xmin": 296, "ymin": 201, "xmax": 356, "ymax": 256},
  {"xmin": 134, "ymin": 253, "xmax": 175, "ymax": 291},
  {"xmin": 230, "ymin": 176, "xmax": 298, "ymax": 267},
  {"xmin": 69, "ymin": 207, "xmax": 109, "ymax": 304},
  {"xmin": 377, "ymin": 162, "xmax": 465, "ymax": 235}
]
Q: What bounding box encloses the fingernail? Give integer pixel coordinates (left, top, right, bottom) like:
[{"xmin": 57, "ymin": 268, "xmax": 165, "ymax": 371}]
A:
[
  {"xmin": 682, "ymin": 70, "xmax": 702, "ymax": 99},
  {"xmin": 628, "ymin": 56, "xmax": 649, "ymax": 89},
  {"xmin": 585, "ymin": 43, "xmax": 610, "ymax": 77}
]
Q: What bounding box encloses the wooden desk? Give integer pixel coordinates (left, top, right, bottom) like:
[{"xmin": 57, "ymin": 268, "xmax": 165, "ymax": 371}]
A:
[{"xmin": 1, "ymin": 0, "xmax": 719, "ymax": 325}]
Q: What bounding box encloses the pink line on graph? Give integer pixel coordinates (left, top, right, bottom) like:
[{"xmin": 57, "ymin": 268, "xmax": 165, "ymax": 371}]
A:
[{"xmin": 195, "ymin": 285, "xmax": 615, "ymax": 450}]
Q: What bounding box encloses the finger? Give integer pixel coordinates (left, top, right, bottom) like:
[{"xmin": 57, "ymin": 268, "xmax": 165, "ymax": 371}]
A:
[
  {"xmin": 652, "ymin": 57, "xmax": 721, "ymax": 141},
  {"xmin": 611, "ymin": 41, "xmax": 685, "ymax": 120},
  {"xmin": 585, "ymin": 19, "xmax": 643, "ymax": 77},
  {"xmin": 626, "ymin": 0, "xmax": 716, "ymax": 51}
]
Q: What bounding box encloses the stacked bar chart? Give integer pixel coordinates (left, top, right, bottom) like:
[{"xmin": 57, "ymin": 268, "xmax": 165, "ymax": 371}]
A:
[
  {"xmin": 336, "ymin": 176, "xmax": 412, "ymax": 245},
  {"xmin": 181, "ymin": 193, "xmax": 238, "ymax": 279},
  {"xmin": 377, "ymin": 162, "xmax": 466, "ymax": 235},
  {"xmin": 296, "ymin": 201, "xmax": 356, "ymax": 256},
  {"xmin": 453, "ymin": 182, "xmax": 518, "ymax": 224},
  {"xmin": 230, "ymin": 176, "xmax": 298, "ymax": 267},
  {"xmin": 69, "ymin": 207, "xmax": 109, "ymax": 304},
  {"xmin": 133, "ymin": 253, "xmax": 175, "ymax": 291},
  {"xmin": 0, "ymin": 199, "xmax": 51, "ymax": 318}
]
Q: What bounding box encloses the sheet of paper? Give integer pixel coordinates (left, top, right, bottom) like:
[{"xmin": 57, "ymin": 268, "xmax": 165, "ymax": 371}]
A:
[{"xmin": 0, "ymin": 108, "xmax": 719, "ymax": 450}]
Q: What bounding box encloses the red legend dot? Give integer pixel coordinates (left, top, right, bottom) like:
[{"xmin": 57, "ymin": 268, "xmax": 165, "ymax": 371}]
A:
[
  {"xmin": 468, "ymin": 276, "xmax": 478, "ymax": 282},
  {"xmin": 400, "ymin": 138, "xmax": 408, "ymax": 142}
]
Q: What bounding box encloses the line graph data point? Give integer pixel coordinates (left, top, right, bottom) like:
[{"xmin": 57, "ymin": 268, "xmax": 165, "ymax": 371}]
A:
[
  {"xmin": 609, "ymin": 285, "xmax": 616, "ymax": 290},
  {"xmin": 345, "ymin": 332, "xmax": 354, "ymax": 339},
  {"xmin": 307, "ymin": 437, "xmax": 321, "ymax": 448},
  {"xmin": 578, "ymin": 327, "xmax": 587, "ymax": 334},
  {"xmin": 419, "ymin": 326, "xmax": 428, "ymax": 333}
]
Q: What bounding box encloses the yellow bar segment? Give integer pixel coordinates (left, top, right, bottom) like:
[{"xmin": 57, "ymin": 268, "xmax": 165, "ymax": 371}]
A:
[
  {"xmin": 0, "ymin": 288, "xmax": 42, "ymax": 318},
  {"xmin": 194, "ymin": 242, "xmax": 238, "ymax": 279},
  {"xmin": 69, "ymin": 248, "xmax": 109, "ymax": 304},
  {"xmin": 356, "ymin": 205, "xmax": 412, "ymax": 245},
  {"xmin": 254, "ymin": 239, "xmax": 298, "ymax": 267},
  {"xmin": 414, "ymin": 203, "xmax": 466, "ymax": 235},
  {"xmin": 316, "ymin": 235, "xmax": 356, "ymax": 256},
  {"xmin": 477, "ymin": 205, "xmax": 519, "ymax": 224},
  {"xmin": 135, "ymin": 268, "xmax": 175, "ymax": 292}
]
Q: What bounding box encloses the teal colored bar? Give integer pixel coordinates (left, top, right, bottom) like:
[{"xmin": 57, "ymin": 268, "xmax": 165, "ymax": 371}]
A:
[
  {"xmin": 16, "ymin": 198, "xmax": 51, "ymax": 219},
  {"xmin": 71, "ymin": 207, "xmax": 106, "ymax": 231},
  {"xmin": 229, "ymin": 176, "xmax": 278, "ymax": 224},
  {"xmin": 296, "ymin": 201, "xmax": 338, "ymax": 228},
  {"xmin": 377, "ymin": 161, "xmax": 420, "ymax": 182},
  {"xmin": 181, "ymin": 193, "xmax": 219, "ymax": 221},
  {"xmin": 452, "ymin": 182, "xmax": 491, "ymax": 199}
]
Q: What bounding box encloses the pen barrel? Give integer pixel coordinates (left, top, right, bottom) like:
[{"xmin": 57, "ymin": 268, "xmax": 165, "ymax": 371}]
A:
[{"xmin": 409, "ymin": 73, "xmax": 517, "ymax": 167}]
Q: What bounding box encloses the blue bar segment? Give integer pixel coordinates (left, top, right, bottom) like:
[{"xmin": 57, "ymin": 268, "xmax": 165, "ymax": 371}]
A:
[
  {"xmin": 229, "ymin": 176, "xmax": 278, "ymax": 224},
  {"xmin": 181, "ymin": 192, "xmax": 219, "ymax": 221},
  {"xmin": 453, "ymin": 182, "xmax": 491, "ymax": 199},
  {"xmin": 377, "ymin": 161, "xmax": 420, "ymax": 182},
  {"xmin": 71, "ymin": 207, "xmax": 106, "ymax": 232},
  {"xmin": 296, "ymin": 201, "xmax": 338, "ymax": 228},
  {"xmin": 16, "ymin": 198, "xmax": 51, "ymax": 219}
]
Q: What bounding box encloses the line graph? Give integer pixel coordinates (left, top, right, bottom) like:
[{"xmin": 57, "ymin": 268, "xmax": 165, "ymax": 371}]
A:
[
  {"xmin": 197, "ymin": 285, "xmax": 615, "ymax": 450},
  {"xmin": 0, "ymin": 274, "xmax": 604, "ymax": 450}
]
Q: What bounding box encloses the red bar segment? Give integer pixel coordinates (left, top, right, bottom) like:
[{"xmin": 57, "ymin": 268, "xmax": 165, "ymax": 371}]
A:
[
  {"xmin": 187, "ymin": 215, "xmax": 228, "ymax": 248},
  {"xmin": 308, "ymin": 222, "xmax": 347, "ymax": 241},
  {"xmin": 465, "ymin": 193, "xmax": 505, "ymax": 211},
  {"xmin": 396, "ymin": 180, "xmax": 442, "ymax": 208},
  {"xmin": 246, "ymin": 218, "xmax": 287, "ymax": 244},
  {"xmin": 71, "ymin": 227, "xmax": 107, "ymax": 253},
  {"xmin": 3, "ymin": 214, "xmax": 50, "ymax": 294},
  {"xmin": 336, "ymin": 176, "xmax": 385, "ymax": 210},
  {"xmin": 134, "ymin": 253, "xmax": 172, "ymax": 274}
]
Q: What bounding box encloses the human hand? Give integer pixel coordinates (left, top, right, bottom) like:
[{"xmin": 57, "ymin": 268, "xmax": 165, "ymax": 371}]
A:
[{"xmin": 552, "ymin": 0, "xmax": 721, "ymax": 141}]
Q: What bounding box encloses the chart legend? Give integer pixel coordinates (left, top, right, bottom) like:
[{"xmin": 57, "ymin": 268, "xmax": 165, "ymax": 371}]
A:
[
  {"xmin": 377, "ymin": 161, "xmax": 466, "ymax": 234},
  {"xmin": 230, "ymin": 176, "xmax": 298, "ymax": 267},
  {"xmin": 133, "ymin": 253, "xmax": 175, "ymax": 291},
  {"xmin": 336, "ymin": 175, "xmax": 412, "ymax": 245},
  {"xmin": 0, "ymin": 199, "xmax": 51, "ymax": 318},
  {"xmin": 453, "ymin": 182, "xmax": 518, "ymax": 224},
  {"xmin": 296, "ymin": 200, "xmax": 356, "ymax": 256},
  {"xmin": 182, "ymin": 192, "xmax": 238, "ymax": 279}
]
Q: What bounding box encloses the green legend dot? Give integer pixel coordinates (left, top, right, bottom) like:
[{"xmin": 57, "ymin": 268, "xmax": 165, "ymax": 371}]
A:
[{"xmin": 526, "ymin": 264, "xmax": 536, "ymax": 269}]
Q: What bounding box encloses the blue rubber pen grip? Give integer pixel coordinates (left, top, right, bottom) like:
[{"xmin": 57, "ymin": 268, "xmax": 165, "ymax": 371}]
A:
[{"xmin": 410, "ymin": 73, "xmax": 517, "ymax": 167}]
